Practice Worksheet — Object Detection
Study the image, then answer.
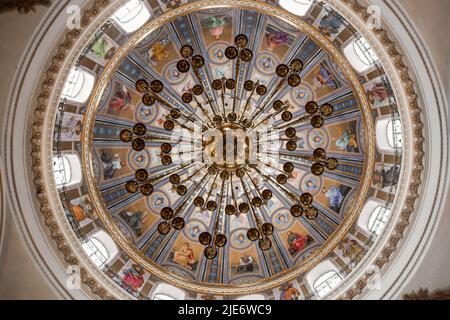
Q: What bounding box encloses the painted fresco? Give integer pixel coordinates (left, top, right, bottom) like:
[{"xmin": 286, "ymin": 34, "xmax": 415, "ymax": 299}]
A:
[
  {"xmin": 183, "ymin": 219, "xmax": 208, "ymax": 242},
  {"xmin": 198, "ymin": 11, "xmax": 233, "ymax": 45},
  {"xmin": 230, "ymin": 228, "xmax": 253, "ymax": 250},
  {"xmin": 118, "ymin": 260, "xmax": 150, "ymax": 297},
  {"xmin": 70, "ymin": 195, "xmax": 97, "ymax": 225},
  {"xmin": 146, "ymin": 188, "xmax": 172, "ymax": 215},
  {"xmin": 168, "ymin": 235, "xmax": 203, "ymax": 272},
  {"xmin": 300, "ymin": 174, "xmax": 323, "ymax": 196},
  {"xmin": 141, "ymin": 32, "xmax": 179, "ymax": 73},
  {"xmin": 373, "ymin": 163, "xmax": 400, "ymax": 192},
  {"xmin": 263, "ymin": 22, "xmax": 297, "ymax": 59},
  {"xmin": 280, "ymin": 221, "xmax": 314, "ymax": 259},
  {"xmin": 308, "ymin": 127, "xmax": 329, "ymax": 150},
  {"xmin": 304, "ymin": 59, "xmax": 342, "ymax": 98},
  {"xmin": 337, "ymin": 236, "xmax": 368, "ymax": 268},
  {"xmin": 314, "ymin": 9, "xmax": 345, "ymax": 41},
  {"xmin": 327, "ymin": 120, "xmax": 360, "ymax": 154},
  {"xmin": 100, "ymin": 81, "xmax": 141, "ymax": 120},
  {"xmin": 56, "ymin": 112, "xmax": 83, "ymax": 141},
  {"xmin": 316, "ymin": 178, "xmax": 352, "ymax": 214},
  {"xmin": 157, "ymin": 0, "xmax": 188, "ymax": 12},
  {"xmin": 364, "ymin": 76, "xmax": 394, "ymax": 109},
  {"xmin": 98, "ymin": 148, "xmax": 131, "ymax": 181},
  {"xmin": 208, "ymin": 41, "xmax": 234, "ymax": 80},
  {"xmin": 86, "ymin": 31, "xmax": 119, "ymax": 66},
  {"xmin": 114, "ymin": 198, "xmax": 159, "ymax": 240},
  {"xmin": 230, "ymin": 247, "xmax": 260, "ymax": 277},
  {"xmin": 271, "ymin": 208, "xmax": 294, "ymax": 231}
]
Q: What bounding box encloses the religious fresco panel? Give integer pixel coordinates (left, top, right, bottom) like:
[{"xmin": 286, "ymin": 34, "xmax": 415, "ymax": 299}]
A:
[
  {"xmin": 97, "ymin": 147, "xmax": 132, "ymax": 181},
  {"xmin": 315, "ymin": 178, "xmax": 353, "ymax": 215}
]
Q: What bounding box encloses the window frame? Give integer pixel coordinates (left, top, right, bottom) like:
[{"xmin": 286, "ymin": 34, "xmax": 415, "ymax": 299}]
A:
[
  {"xmin": 312, "ymin": 270, "xmax": 343, "ymax": 298},
  {"xmin": 111, "ymin": 0, "xmax": 152, "ymax": 34},
  {"xmin": 149, "ymin": 283, "xmax": 186, "ymax": 300},
  {"xmin": 81, "ymin": 237, "xmax": 110, "ymax": 269},
  {"xmin": 343, "ymin": 37, "xmax": 379, "ymax": 74},
  {"xmin": 367, "ymin": 205, "xmax": 391, "ymax": 236},
  {"xmin": 278, "ymin": 0, "xmax": 314, "ymax": 17},
  {"xmin": 52, "ymin": 153, "xmax": 82, "ymax": 189},
  {"xmin": 375, "ymin": 116, "xmax": 403, "ymax": 153},
  {"xmin": 61, "ymin": 68, "xmax": 95, "ymax": 104},
  {"xmin": 81, "ymin": 230, "xmax": 119, "ymax": 269}
]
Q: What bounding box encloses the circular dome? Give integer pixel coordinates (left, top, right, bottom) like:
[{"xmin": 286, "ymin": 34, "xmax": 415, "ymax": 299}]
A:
[
  {"xmin": 80, "ymin": 1, "xmax": 375, "ymax": 295},
  {"xmin": 9, "ymin": 0, "xmax": 444, "ymax": 301}
]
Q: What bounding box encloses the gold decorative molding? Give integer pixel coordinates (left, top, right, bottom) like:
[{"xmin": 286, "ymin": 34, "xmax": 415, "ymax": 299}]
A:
[{"xmin": 26, "ymin": 0, "xmax": 426, "ymax": 299}]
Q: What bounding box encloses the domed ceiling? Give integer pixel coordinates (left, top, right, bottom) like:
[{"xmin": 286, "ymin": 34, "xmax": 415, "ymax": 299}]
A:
[{"xmin": 49, "ymin": 0, "xmax": 404, "ymax": 299}]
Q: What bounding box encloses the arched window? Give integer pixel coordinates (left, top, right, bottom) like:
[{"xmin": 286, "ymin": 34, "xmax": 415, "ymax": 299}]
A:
[
  {"xmin": 343, "ymin": 37, "xmax": 378, "ymax": 73},
  {"xmin": 312, "ymin": 271, "xmax": 343, "ymax": 298},
  {"xmin": 81, "ymin": 230, "xmax": 118, "ymax": 269},
  {"xmin": 52, "ymin": 154, "xmax": 82, "ymax": 189},
  {"xmin": 61, "ymin": 68, "xmax": 95, "ymax": 103},
  {"xmin": 386, "ymin": 119, "xmax": 403, "ymax": 149},
  {"xmin": 236, "ymin": 294, "xmax": 266, "ymax": 300},
  {"xmin": 150, "ymin": 283, "xmax": 186, "ymax": 300},
  {"xmin": 305, "ymin": 260, "xmax": 342, "ymax": 298},
  {"xmin": 358, "ymin": 199, "xmax": 391, "ymax": 236},
  {"xmin": 279, "ymin": 0, "xmax": 313, "ymax": 17},
  {"xmin": 376, "ymin": 117, "xmax": 403, "ymax": 153},
  {"xmin": 112, "ymin": 0, "xmax": 152, "ymax": 33},
  {"xmin": 368, "ymin": 205, "xmax": 391, "ymax": 236}
]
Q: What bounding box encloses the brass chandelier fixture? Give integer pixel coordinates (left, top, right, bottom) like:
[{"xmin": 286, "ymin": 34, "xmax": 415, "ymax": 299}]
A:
[{"xmin": 120, "ymin": 34, "xmax": 337, "ymax": 259}]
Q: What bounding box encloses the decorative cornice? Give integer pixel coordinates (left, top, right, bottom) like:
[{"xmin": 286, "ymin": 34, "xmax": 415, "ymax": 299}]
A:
[
  {"xmin": 337, "ymin": 0, "xmax": 424, "ymax": 299},
  {"xmin": 30, "ymin": 0, "xmax": 115, "ymax": 300}
]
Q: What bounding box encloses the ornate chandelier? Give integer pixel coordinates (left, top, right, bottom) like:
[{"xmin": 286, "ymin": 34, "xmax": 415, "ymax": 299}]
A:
[{"xmin": 120, "ymin": 34, "xmax": 336, "ymax": 260}]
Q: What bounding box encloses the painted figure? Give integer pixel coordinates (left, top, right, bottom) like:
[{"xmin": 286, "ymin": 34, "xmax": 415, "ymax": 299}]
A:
[
  {"xmin": 339, "ymin": 238, "xmax": 366, "ymax": 267},
  {"xmin": 189, "ymin": 224, "xmax": 202, "ymax": 239},
  {"xmin": 312, "ymin": 63, "xmax": 338, "ymax": 89},
  {"xmin": 276, "ymin": 213, "xmax": 289, "ymax": 226},
  {"xmin": 101, "ymin": 151, "xmax": 125, "ymax": 180},
  {"xmin": 336, "ymin": 129, "xmax": 358, "ymax": 152},
  {"xmin": 119, "ymin": 210, "xmax": 144, "ymax": 236},
  {"xmin": 173, "ymin": 242, "xmax": 196, "ymax": 270},
  {"xmin": 303, "ymin": 177, "xmax": 319, "ymax": 192},
  {"xmin": 279, "ymin": 283, "xmax": 300, "ymax": 300},
  {"xmin": 62, "ymin": 116, "xmax": 82, "ymax": 139},
  {"xmin": 108, "ymin": 85, "xmax": 134, "ymax": 114},
  {"xmin": 159, "ymin": 0, "xmax": 184, "ymax": 10},
  {"xmin": 374, "ymin": 165, "xmax": 400, "ymax": 189},
  {"xmin": 318, "ymin": 13, "xmax": 343, "ymax": 38},
  {"xmin": 202, "ymin": 16, "xmax": 229, "ymax": 40},
  {"xmin": 322, "ymin": 186, "xmax": 344, "ymax": 212},
  {"xmin": 90, "ymin": 36, "xmax": 116, "ymax": 61},
  {"xmin": 145, "ymin": 39, "xmax": 170, "ymax": 65},
  {"xmin": 237, "ymin": 254, "xmax": 255, "ymax": 273},
  {"xmin": 71, "ymin": 197, "xmax": 95, "ymax": 222},
  {"xmin": 287, "ymin": 231, "xmax": 310, "ymax": 254},
  {"xmin": 266, "ymin": 31, "xmax": 289, "ymax": 51},
  {"xmin": 367, "ymin": 82, "xmax": 389, "ymax": 107},
  {"xmin": 121, "ymin": 264, "xmax": 145, "ymax": 294},
  {"xmin": 237, "ymin": 233, "xmax": 246, "ymax": 245}
]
